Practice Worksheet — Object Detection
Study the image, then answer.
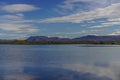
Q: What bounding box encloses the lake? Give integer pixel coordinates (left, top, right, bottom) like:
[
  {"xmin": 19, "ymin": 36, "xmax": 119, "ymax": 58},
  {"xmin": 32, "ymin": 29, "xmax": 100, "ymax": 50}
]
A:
[{"xmin": 0, "ymin": 44, "xmax": 119, "ymax": 80}]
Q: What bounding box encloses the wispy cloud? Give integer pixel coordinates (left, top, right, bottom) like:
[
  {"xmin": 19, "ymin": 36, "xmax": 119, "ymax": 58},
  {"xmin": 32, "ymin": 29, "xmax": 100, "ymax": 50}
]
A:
[
  {"xmin": 0, "ymin": 33, "xmax": 7, "ymax": 36},
  {"xmin": 109, "ymin": 30, "xmax": 120, "ymax": 35},
  {"xmin": 56, "ymin": 30, "xmax": 101, "ymax": 35},
  {"xmin": 0, "ymin": 13, "xmax": 38, "ymax": 34},
  {"xmin": 55, "ymin": 0, "xmax": 118, "ymax": 15},
  {"xmin": 1, "ymin": 14, "xmax": 24, "ymax": 20},
  {"xmin": 0, "ymin": 23, "xmax": 38, "ymax": 33},
  {"xmin": 1, "ymin": 4, "xmax": 40, "ymax": 13},
  {"xmin": 90, "ymin": 25, "xmax": 107, "ymax": 28},
  {"xmin": 0, "ymin": 3, "xmax": 40, "ymax": 38},
  {"xmin": 0, "ymin": 1, "xmax": 120, "ymax": 38},
  {"xmin": 40, "ymin": 3, "xmax": 120, "ymax": 24},
  {"xmin": 60, "ymin": 0, "xmax": 120, "ymax": 10},
  {"xmin": 90, "ymin": 21, "xmax": 120, "ymax": 29}
]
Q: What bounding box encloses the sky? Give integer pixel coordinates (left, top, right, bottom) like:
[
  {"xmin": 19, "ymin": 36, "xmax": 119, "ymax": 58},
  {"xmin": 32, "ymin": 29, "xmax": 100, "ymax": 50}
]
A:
[{"xmin": 0, "ymin": 0, "xmax": 120, "ymax": 39}]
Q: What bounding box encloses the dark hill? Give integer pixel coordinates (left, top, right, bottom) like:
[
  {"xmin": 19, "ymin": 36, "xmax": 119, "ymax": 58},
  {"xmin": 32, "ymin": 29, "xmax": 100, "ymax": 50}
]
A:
[
  {"xmin": 73, "ymin": 35, "xmax": 120, "ymax": 41},
  {"xmin": 27, "ymin": 36, "xmax": 71, "ymax": 42},
  {"xmin": 26, "ymin": 35, "xmax": 120, "ymax": 42}
]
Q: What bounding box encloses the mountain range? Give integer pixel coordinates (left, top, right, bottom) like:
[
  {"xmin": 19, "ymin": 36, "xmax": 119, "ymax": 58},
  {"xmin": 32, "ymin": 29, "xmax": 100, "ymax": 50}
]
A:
[{"xmin": 26, "ymin": 35, "xmax": 120, "ymax": 42}]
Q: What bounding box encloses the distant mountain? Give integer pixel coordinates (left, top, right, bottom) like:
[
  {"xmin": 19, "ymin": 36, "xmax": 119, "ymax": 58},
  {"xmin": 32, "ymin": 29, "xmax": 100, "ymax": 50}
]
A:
[
  {"xmin": 26, "ymin": 35, "xmax": 120, "ymax": 42},
  {"xmin": 73, "ymin": 35, "xmax": 120, "ymax": 41},
  {"xmin": 27, "ymin": 36, "xmax": 71, "ymax": 42}
]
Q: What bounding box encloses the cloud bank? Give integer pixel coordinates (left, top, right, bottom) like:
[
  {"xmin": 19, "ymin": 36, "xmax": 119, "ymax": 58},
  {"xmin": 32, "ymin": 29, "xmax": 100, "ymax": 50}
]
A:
[{"xmin": 0, "ymin": 3, "xmax": 40, "ymax": 39}]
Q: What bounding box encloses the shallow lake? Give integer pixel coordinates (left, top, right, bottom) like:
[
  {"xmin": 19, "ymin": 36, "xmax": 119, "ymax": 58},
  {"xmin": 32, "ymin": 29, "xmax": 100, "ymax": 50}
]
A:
[{"xmin": 0, "ymin": 44, "xmax": 119, "ymax": 80}]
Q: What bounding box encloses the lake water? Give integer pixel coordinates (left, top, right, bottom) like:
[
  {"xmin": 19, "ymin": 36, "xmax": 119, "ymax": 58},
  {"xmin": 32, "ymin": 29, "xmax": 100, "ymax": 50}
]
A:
[{"xmin": 0, "ymin": 45, "xmax": 120, "ymax": 80}]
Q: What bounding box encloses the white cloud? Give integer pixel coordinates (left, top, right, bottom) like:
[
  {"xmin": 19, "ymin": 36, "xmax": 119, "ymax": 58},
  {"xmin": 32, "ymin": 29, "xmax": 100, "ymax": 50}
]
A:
[
  {"xmin": 90, "ymin": 21, "xmax": 120, "ymax": 28},
  {"xmin": 1, "ymin": 14, "xmax": 24, "ymax": 20},
  {"xmin": 0, "ymin": 13, "xmax": 38, "ymax": 37},
  {"xmin": 40, "ymin": 3, "xmax": 120, "ymax": 23},
  {"xmin": 0, "ymin": 4, "xmax": 38, "ymax": 39},
  {"xmin": 90, "ymin": 24, "xmax": 112, "ymax": 28},
  {"xmin": 0, "ymin": 13, "xmax": 38, "ymax": 33},
  {"xmin": 90, "ymin": 25, "xmax": 106, "ymax": 28},
  {"xmin": 0, "ymin": 33, "xmax": 7, "ymax": 36},
  {"xmin": 103, "ymin": 21, "xmax": 120, "ymax": 25},
  {"xmin": 108, "ymin": 18, "xmax": 120, "ymax": 22},
  {"xmin": 1, "ymin": 4, "xmax": 39, "ymax": 13},
  {"xmin": 0, "ymin": 13, "xmax": 39, "ymax": 24},
  {"xmin": 56, "ymin": 30, "xmax": 101, "ymax": 36},
  {"xmin": 56, "ymin": 0, "xmax": 115, "ymax": 15},
  {"xmin": 0, "ymin": 23, "xmax": 38, "ymax": 33},
  {"xmin": 109, "ymin": 30, "xmax": 120, "ymax": 35},
  {"xmin": 62, "ymin": 0, "xmax": 120, "ymax": 9},
  {"xmin": 64, "ymin": 0, "xmax": 108, "ymax": 4}
]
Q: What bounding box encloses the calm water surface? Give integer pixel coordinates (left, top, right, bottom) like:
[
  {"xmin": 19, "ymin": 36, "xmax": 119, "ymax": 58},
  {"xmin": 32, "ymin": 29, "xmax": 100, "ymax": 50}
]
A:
[{"xmin": 0, "ymin": 44, "xmax": 120, "ymax": 80}]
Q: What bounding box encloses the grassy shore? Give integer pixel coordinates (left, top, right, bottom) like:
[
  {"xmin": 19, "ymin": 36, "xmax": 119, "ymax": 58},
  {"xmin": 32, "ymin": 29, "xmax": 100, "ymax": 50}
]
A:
[{"xmin": 0, "ymin": 40, "xmax": 120, "ymax": 45}]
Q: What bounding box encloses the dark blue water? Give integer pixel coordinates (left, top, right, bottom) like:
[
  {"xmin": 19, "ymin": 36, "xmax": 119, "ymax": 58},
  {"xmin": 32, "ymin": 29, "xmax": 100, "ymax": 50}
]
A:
[{"xmin": 0, "ymin": 45, "xmax": 119, "ymax": 80}]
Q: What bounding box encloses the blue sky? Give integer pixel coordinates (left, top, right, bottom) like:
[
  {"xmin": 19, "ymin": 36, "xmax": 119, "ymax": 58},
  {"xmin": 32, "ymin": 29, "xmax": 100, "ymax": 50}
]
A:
[{"xmin": 0, "ymin": 0, "xmax": 120, "ymax": 39}]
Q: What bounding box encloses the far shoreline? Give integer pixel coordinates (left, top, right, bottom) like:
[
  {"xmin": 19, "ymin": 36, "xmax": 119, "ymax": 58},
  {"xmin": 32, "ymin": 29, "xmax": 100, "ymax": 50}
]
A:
[{"xmin": 0, "ymin": 40, "xmax": 120, "ymax": 45}]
